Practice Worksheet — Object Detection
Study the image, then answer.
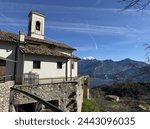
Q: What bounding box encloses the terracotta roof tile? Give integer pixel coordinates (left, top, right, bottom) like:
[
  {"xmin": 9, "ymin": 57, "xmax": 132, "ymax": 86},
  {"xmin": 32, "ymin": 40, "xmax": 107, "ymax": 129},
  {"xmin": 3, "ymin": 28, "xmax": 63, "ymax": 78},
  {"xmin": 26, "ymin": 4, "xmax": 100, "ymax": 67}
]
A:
[
  {"xmin": 20, "ymin": 45, "xmax": 80, "ymax": 60},
  {"xmin": 0, "ymin": 31, "xmax": 18, "ymax": 42},
  {"xmin": 0, "ymin": 31, "xmax": 76, "ymax": 50},
  {"xmin": 0, "ymin": 31, "xmax": 80, "ymax": 60}
]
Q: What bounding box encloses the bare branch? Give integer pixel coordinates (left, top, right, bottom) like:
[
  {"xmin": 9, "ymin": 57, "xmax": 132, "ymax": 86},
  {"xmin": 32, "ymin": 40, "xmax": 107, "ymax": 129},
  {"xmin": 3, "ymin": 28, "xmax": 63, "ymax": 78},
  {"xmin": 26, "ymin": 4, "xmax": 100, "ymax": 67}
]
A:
[
  {"xmin": 122, "ymin": 0, "xmax": 150, "ymax": 10},
  {"xmin": 144, "ymin": 44, "xmax": 150, "ymax": 63}
]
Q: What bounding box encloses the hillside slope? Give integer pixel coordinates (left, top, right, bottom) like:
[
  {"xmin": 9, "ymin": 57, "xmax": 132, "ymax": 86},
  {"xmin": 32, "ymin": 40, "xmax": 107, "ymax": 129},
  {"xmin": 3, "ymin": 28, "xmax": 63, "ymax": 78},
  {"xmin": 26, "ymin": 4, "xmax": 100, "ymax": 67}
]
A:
[
  {"xmin": 91, "ymin": 82, "xmax": 150, "ymax": 112},
  {"xmin": 78, "ymin": 58, "xmax": 150, "ymax": 87}
]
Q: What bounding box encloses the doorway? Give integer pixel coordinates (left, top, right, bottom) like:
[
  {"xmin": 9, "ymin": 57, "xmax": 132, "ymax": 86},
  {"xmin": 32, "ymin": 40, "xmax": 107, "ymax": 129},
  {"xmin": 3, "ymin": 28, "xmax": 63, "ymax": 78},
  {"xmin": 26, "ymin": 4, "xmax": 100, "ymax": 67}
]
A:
[{"xmin": 0, "ymin": 60, "xmax": 6, "ymax": 76}]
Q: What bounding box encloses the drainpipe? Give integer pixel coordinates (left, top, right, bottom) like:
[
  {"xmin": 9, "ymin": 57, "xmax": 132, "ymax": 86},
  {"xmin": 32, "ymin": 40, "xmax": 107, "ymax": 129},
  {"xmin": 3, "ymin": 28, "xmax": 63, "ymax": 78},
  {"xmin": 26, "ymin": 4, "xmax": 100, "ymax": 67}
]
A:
[
  {"xmin": 14, "ymin": 31, "xmax": 25, "ymax": 84},
  {"xmin": 70, "ymin": 59, "xmax": 72, "ymax": 81},
  {"xmin": 19, "ymin": 31, "xmax": 25, "ymax": 85},
  {"xmin": 22, "ymin": 53, "xmax": 25, "ymax": 85},
  {"xmin": 65, "ymin": 59, "xmax": 68, "ymax": 81},
  {"xmin": 14, "ymin": 44, "xmax": 18, "ymax": 82},
  {"xmin": 70, "ymin": 52, "xmax": 73, "ymax": 81}
]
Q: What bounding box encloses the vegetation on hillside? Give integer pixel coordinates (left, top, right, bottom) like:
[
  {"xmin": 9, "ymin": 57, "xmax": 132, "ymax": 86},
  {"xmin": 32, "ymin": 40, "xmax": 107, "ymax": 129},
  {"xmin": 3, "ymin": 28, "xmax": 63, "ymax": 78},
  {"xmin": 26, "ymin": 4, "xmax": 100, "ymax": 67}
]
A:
[
  {"xmin": 90, "ymin": 82, "xmax": 150, "ymax": 112},
  {"xmin": 82, "ymin": 98, "xmax": 102, "ymax": 112}
]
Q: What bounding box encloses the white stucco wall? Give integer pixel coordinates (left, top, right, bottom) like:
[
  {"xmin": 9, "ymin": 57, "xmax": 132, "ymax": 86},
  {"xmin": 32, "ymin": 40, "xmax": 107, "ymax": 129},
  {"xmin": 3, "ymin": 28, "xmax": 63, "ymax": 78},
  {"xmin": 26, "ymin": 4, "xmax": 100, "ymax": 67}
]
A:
[
  {"xmin": 24, "ymin": 55, "xmax": 67, "ymax": 79},
  {"xmin": 67, "ymin": 59, "xmax": 71, "ymax": 78},
  {"xmin": 67, "ymin": 59, "xmax": 78, "ymax": 78},
  {"xmin": 48, "ymin": 48, "xmax": 78, "ymax": 78},
  {"xmin": 72, "ymin": 61, "xmax": 78, "ymax": 77}
]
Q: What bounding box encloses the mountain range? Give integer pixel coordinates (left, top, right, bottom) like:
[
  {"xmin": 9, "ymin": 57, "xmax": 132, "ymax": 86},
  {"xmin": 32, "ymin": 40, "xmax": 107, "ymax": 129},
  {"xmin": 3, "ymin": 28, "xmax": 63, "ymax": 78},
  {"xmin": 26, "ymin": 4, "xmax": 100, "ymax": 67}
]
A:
[{"xmin": 78, "ymin": 58, "xmax": 150, "ymax": 87}]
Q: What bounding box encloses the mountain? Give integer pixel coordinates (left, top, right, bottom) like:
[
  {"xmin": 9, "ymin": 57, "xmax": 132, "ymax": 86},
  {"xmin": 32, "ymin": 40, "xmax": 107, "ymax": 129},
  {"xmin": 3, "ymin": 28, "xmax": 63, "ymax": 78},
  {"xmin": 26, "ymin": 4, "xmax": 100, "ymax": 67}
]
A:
[
  {"xmin": 83, "ymin": 56, "xmax": 96, "ymax": 60},
  {"xmin": 78, "ymin": 58, "xmax": 150, "ymax": 87}
]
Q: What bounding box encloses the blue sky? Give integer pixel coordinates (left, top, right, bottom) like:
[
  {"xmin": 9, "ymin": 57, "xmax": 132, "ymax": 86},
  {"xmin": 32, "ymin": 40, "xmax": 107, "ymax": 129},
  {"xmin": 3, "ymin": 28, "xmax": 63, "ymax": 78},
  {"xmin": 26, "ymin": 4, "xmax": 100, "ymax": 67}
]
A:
[{"xmin": 0, "ymin": 0, "xmax": 150, "ymax": 61}]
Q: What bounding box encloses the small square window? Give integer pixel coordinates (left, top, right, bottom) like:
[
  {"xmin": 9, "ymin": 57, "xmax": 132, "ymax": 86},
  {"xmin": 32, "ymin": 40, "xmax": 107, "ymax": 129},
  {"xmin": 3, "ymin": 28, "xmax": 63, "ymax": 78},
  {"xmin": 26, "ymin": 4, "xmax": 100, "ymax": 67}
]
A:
[
  {"xmin": 33, "ymin": 61, "xmax": 41, "ymax": 69},
  {"xmin": 57, "ymin": 62, "xmax": 62, "ymax": 69},
  {"xmin": 72, "ymin": 62, "xmax": 74, "ymax": 69}
]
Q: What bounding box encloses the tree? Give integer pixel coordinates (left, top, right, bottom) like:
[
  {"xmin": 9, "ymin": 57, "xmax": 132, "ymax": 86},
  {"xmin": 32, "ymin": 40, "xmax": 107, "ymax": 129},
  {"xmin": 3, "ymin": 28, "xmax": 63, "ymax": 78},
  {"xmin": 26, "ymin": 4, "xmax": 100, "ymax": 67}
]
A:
[
  {"xmin": 145, "ymin": 44, "xmax": 150, "ymax": 63},
  {"xmin": 122, "ymin": 0, "xmax": 150, "ymax": 10},
  {"xmin": 122, "ymin": 0, "xmax": 150, "ymax": 63}
]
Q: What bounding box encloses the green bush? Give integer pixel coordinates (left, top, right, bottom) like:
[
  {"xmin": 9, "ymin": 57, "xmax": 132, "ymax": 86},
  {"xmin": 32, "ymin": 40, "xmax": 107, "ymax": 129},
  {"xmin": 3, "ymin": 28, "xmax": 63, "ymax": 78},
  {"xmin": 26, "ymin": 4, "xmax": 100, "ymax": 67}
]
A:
[{"xmin": 82, "ymin": 98, "xmax": 101, "ymax": 112}]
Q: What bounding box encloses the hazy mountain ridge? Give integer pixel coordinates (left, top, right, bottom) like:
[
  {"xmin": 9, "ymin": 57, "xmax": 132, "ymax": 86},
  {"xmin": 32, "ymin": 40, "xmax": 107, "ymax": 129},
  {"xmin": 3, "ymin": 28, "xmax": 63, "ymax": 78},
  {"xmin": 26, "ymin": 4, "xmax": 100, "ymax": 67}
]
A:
[{"xmin": 78, "ymin": 58, "xmax": 150, "ymax": 87}]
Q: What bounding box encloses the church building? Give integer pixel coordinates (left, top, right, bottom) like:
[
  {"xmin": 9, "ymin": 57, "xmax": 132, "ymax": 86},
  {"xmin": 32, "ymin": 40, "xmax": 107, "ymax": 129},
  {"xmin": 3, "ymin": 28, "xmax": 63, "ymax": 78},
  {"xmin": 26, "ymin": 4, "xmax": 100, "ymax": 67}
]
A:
[{"xmin": 0, "ymin": 11, "xmax": 80, "ymax": 85}]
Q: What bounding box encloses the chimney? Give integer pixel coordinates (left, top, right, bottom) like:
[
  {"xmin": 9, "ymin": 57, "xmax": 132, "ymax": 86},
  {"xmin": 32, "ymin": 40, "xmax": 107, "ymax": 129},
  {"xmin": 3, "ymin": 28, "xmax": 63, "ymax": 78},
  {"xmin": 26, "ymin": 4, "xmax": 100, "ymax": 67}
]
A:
[{"xmin": 19, "ymin": 31, "xmax": 25, "ymax": 42}]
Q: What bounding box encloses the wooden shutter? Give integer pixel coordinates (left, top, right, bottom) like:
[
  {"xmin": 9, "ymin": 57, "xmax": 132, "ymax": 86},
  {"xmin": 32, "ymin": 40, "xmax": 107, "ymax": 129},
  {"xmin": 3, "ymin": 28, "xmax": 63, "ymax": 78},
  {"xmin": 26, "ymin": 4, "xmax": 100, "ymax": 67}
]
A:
[{"xmin": 0, "ymin": 60, "xmax": 6, "ymax": 76}]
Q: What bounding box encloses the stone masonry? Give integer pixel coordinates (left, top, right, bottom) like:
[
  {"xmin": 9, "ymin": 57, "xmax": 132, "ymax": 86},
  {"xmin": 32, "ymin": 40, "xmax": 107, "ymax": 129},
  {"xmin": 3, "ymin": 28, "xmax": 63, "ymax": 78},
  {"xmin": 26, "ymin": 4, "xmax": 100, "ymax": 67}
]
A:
[
  {"xmin": 0, "ymin": 76, "xmax": 90, "ymax": 112},
  {"xmin": 0, "ymin": 81, "xmax": 14, "ymax": 112},
  {"xmin": 13, "ymin": 81, "xmax": 78, "ymax": 112}
]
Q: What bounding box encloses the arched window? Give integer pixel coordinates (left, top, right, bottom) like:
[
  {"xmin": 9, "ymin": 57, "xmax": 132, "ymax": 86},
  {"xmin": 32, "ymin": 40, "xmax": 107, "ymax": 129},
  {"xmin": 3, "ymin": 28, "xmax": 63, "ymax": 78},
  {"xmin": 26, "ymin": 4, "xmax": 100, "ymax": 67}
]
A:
[{"xmin": 35, "ymin": 21, "xmax": 41, "ymax": 31}]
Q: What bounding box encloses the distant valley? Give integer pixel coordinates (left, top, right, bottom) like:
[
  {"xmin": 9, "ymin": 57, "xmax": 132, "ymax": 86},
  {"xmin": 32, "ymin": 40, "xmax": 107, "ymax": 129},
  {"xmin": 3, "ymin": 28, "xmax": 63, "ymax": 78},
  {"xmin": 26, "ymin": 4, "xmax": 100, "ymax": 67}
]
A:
[{"xmin": 78, "ymin": 58, "xmax": 150, "ymax": 87}]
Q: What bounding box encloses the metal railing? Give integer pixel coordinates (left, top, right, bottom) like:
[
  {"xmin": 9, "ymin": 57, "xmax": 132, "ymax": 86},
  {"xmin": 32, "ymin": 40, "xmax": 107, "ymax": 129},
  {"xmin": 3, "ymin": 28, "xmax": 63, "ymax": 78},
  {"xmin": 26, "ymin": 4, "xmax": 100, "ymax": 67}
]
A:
[
  {"xmin": 23, "ymin": 73, "xmax": 39, "ymax": 85},
  {"xmin": 39, "ymin": 77, "xmax": 78, "ymax": 84},
  {"xmin": 0, "ymin": 75, "xmax": 14, "ymax": 83},
  {"xmin": 23, "ymin": 72, "xmax": 78, "ymax": 85}
]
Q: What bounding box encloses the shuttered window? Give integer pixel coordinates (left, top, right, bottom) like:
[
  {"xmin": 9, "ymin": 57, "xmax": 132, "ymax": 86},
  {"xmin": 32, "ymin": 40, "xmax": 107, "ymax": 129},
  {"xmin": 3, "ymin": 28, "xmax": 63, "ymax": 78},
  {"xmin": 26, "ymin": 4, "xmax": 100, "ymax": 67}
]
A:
[{"xmin": 0, "ymin": 60, "xmax": 6, "ymax": 76}]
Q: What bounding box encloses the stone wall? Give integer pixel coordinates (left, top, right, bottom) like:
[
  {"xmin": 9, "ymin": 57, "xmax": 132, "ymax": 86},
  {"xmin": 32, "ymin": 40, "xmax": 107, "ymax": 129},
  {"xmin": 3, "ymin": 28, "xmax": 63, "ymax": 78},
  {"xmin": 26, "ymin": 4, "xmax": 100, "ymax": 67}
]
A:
[
  {"xmin": 13, "ymin": 81, "xmax": 78, "ymax": 112},
  {"xmin": 76, "ymin": 75, "xmax": 90, "ymax": 112},
  {"xmin": 0, "ymin": 81, "xmax": 14, "ymax": 112},
  {"xmin": 0, "ymin": 76, "xmax": 90, "ymax": 112}
]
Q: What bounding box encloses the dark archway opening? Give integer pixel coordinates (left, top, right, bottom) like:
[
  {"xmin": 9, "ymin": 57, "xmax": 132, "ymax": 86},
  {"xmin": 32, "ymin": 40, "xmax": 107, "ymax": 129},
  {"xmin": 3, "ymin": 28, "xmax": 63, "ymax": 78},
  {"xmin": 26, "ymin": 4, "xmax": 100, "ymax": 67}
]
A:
[
  {"xmin": 35, "ymin": 21, "xmax": 41, "ymax": 31},
  {"xmin": 47, "ymin": 100, "xmax": 59, "ymax": 108},
  {"xmin": 16, "ymin": 103, "xmax": 35, "ymax": 112}
]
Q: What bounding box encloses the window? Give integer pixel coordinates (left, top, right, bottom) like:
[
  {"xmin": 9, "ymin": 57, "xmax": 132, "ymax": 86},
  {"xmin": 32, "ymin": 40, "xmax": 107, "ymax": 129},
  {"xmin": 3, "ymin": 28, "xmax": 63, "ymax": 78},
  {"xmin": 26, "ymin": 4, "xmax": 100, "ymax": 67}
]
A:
[
  {"xmin": 35, "ymin": 21, "xmax": 41, "ymax": 31},
  {"xmin": 72, "ymin": 62, "xmax": 74, "ymax": 69},
  {"xmin": 33, "ymin": 61, "xmax": 41, "ymax": 69},
  {"xmin": 57, "ymin": 62, "xmax": 62, "ymax": 69}
]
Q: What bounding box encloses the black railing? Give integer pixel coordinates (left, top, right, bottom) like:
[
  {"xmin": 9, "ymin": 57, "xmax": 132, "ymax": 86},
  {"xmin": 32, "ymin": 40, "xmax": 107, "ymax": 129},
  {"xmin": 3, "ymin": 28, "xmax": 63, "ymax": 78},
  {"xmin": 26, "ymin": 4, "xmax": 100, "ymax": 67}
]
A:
[{"xmin": 10, "ymin": 87, "xmax": 64, "ymax": 112}]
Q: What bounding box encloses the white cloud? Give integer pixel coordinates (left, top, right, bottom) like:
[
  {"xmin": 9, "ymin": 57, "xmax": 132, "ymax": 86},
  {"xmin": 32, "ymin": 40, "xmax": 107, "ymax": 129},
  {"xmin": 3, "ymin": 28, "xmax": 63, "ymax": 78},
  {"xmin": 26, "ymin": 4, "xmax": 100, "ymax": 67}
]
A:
[
  {"xmin": 0, "ymin": 1, "xmax": 150, "ymax": 47},
  {"xmin": 0, "ymin": 14, "xmax": 27, "ymax": 33},
  {"xmin": 1, "ymin": 1, "xmax": 149, "ymax": 15},
  {"xmin": 46, "ymin": 21, "xmax": 142, "ymax": 36}
]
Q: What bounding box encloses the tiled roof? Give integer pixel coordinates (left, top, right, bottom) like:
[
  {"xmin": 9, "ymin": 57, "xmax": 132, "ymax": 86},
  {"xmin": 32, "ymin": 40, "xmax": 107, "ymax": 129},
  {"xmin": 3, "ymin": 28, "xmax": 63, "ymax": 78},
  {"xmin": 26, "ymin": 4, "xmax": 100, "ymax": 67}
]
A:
[
  {"xmin": 20, "ymin": 45, "xmax": 80, "ymax": 60},
  {"xmin": 0, "ymin": 31, "xmax": 76, "ymax": 50},
  {"xmin": 26, "ymin": 36, "xmax": 76, "ymax": 50},
  {"xmin": 21, "ymin": 45, "xmax": 69, "ymax": 58},
  {"xmin": 0, "ymin": 32, "xmax": 18, "ymax": 42},
  {"xmin": 70, "ymin": 55, "xmax": 80, "ymax": 60}
]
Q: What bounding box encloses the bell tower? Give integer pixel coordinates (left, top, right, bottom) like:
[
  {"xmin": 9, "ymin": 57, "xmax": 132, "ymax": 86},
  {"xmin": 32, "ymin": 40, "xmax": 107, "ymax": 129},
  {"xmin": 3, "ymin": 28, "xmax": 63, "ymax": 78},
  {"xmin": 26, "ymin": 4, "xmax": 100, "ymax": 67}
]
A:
[{"xmin": 28, "ymin": 11, "xmax": 45, "ymax": 39}]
